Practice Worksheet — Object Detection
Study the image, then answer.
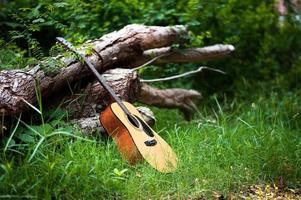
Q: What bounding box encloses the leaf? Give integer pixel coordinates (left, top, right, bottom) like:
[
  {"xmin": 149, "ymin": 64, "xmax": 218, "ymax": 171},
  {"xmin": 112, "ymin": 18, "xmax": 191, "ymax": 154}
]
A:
[
  {"xmin": 3, "ymin": 22, "xmax": 24, "ymax": 28},
  {"xmin": 57, "ymin": 127, "xmax": 73, "ymax": 134},
  {"xmin": 10, "ymin": 34, "xmax": 25, "ymax": 40},
  {"xmin": 53, "ymin": 2, "xmax": 69, "ymax": 8},
  {"xmin": 8, "ymin": 138, "xmax": 15, "ymax": 147},
  {"xmin": 24, "ymin": 123, "xmax": 53, "ymax": 136},
  {"xmin": 28, "ymin": 4, "xmax": 42, "ymax": 19},
  {"xmin": 113, "ymin": 168, "xmax": 128, "ymax": 176},
  {"xmin": 17, "ymin": 134, "xmax": 35, "ymax": 143},
  {"xmin": 38, "ymin": 124, "xmax": 53, "ymax": 134},
  {"xmin": 28, "ymin": 24, "xmax": 40, "ymax": 31},
  {"xmin": 49, "ymin": 120, "xmax": 65, "ymax": 127},
  {"xmin": 32, "ymin": 18, "xmax": 45, "ymax": 23}
]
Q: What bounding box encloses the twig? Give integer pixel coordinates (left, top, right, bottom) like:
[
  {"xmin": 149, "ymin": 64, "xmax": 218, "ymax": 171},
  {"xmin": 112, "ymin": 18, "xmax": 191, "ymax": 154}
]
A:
[
  {"xmin": 131, "ymin": 52, "xmax": 171, "ymax": 71},
  {"xmin": 21, "ymin": 98, "xmax": 42, "ymax": 115},
  {"xmin": 141, "ymin": 66, "xmax": 226, "ymax": 83}
]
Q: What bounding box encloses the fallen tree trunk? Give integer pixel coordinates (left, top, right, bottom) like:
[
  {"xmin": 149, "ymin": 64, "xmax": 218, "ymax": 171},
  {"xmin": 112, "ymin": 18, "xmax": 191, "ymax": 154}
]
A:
[
  {"xmin": 0, "ymin": 24, "xmax": 187, "ymax": 116},
  {"xmin": 61, "ymin": 70, "xmax": 202, "ymax": 120},
  {"xmin": 0, "ymin": 24, "xmax": 234, "ymax": 128}
]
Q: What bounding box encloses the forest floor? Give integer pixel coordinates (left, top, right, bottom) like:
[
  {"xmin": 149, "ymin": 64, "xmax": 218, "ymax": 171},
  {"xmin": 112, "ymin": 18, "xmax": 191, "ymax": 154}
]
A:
[{"xmin": 0, "ymin": 87, "xmax": 300, "ymax": 199}]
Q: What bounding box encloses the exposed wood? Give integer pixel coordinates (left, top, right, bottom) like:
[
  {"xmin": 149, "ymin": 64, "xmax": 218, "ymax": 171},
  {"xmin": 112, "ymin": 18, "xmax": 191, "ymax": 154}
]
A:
[
  {"xmin": 138, "ymin": 83, "xmax": 202, "ymax": 120},
  {"xmin": 0, "ymin": 24, "xmax": 187, "ymax": 116}
]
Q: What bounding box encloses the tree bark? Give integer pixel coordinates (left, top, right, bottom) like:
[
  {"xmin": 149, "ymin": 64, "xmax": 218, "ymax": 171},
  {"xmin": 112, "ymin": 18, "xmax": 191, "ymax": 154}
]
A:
[{"xmin": 62, "ymin": 68, "xmax": 140, "ymax": 119}]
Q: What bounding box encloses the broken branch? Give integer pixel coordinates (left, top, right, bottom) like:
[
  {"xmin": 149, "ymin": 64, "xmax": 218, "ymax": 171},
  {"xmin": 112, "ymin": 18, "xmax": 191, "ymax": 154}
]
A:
[
  {"xmin": 138, "ymin": 83, "xmax": 202, "ymax": 120},
  {"xmin": 129, "ymin": 44, "xmax": 235, "ymax": 67},
  {"xmin": 141, "ymin": 66, "xmax": 226, "ymax": 83}
]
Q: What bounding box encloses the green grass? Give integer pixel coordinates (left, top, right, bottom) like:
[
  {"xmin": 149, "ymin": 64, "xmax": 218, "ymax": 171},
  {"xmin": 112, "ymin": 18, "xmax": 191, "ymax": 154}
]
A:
[{"xmin": 0, "ymin": 90, "xmax": 300, "ymax": 199}]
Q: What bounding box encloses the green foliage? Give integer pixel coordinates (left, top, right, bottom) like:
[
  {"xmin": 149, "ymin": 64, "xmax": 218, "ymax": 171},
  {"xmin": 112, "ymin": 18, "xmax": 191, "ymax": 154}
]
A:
[
  {"xmin": 0, "ymin": 1, "xmax": 300, "ymax": 197},
  {"xmin": 0, "ymin": 39, "xmax": 27, "ymax": 69},
  {"xmin": 0, "ymin": 0, "xmax": 301, "ymax": 91},
  {"xmin": 0, "ymin": 0, "xmax": 300, "ymax": 90}
]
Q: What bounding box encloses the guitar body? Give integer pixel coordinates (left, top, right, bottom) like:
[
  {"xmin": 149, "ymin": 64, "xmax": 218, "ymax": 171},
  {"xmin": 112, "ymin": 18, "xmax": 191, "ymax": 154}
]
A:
[
  {"xmin": 100, "ymin": 102, "xmax": 177, "ymax": 173},
  {"xmin": 56, "ymin": 37, "xmax": 177, "ymax": 173}
]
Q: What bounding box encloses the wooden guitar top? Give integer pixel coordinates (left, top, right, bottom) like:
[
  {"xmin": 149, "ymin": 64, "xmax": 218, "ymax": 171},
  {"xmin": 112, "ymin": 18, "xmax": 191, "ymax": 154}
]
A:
[{"xmin": 110, "ymin": 102, "xmax": 177, "ymax": 173}]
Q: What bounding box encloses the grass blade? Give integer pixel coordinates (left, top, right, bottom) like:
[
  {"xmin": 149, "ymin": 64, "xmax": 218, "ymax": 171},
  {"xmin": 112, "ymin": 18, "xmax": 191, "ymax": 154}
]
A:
[
  {"xmin": 4, "ymin": 114, "xmax": 21, "ymax": 152},
  {"xmin": 28, "ymin": 137, "xmax": 45, "ymax": 162},
  {"xmin": 47, "ymin": 131, "xmax": 95, "ymax": 142}
]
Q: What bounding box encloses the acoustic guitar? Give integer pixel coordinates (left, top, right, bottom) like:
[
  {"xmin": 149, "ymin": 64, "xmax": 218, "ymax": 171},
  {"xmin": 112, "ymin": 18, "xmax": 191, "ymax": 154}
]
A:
[{"xmin": 56, "ymin": 37, "xmax": 177, "ymax": 173}]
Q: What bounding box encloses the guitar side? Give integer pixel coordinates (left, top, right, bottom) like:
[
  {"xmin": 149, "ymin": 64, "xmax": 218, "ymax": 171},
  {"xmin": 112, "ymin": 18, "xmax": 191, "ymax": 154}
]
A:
[{"xmin": 100, "ymin": 104, "xmax": 143, "ymax": 164}]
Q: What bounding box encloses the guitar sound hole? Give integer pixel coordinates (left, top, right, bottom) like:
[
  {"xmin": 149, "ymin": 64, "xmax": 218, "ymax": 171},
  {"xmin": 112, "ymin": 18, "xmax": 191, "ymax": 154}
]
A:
[
  {"xmin": 134, "ymin": 115, "xmax": 154, "ymax": 137},
  {"xmin": 144, "ymin": 139, "xmax": 157, "ymax": 146},
  {"xmin": 127, "ymin": 115, "xmax": 140, "ymax": 128}
]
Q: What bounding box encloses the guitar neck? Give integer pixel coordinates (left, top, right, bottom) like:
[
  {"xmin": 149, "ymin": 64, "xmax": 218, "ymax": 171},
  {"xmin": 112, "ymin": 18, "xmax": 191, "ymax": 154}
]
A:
[
  {"xmin": 81, "ymin": 56, "xmax": 131, "ymax": 116},
  {"xmin": 56, "ymin": 37, "xmax": 131, "ymax": 116}
]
